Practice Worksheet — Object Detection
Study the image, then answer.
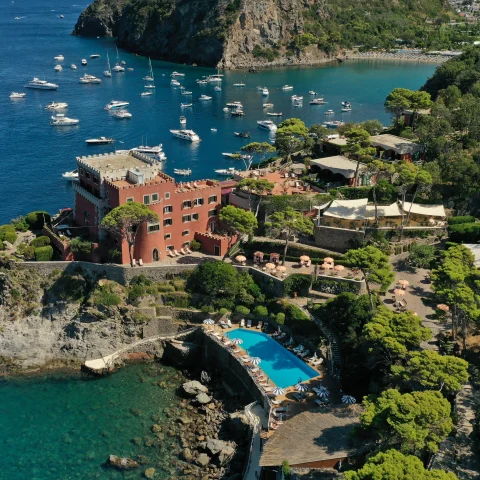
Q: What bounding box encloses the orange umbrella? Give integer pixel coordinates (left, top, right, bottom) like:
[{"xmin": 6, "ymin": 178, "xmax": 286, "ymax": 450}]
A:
[
  {"xmin": 398, "ymin": 280, "xmax": 409, "ymax": 287},
  {"xmin": 235, "ymin": 255, "xmax": 246, "ymax": 263},
  {"xmin": 321, "ymin": 263, "xmax": 331, "ymax": 270},
  {"xmin": 299, "ymin": 255, "xmax": 310, "ymax": 262},
  {"xmin": 265, "ymin": 263, "xmax": 276, "ymax": 270},
  {"xmin": 393, "ymin": 289, "xmax": 405, "ymax": 296},
  {"xmin": 437, "ymin": 304, "xmax": 450, "ymax": 312},
  {"xmin": 276, "ymin": 266, "xmax": 287, "ymax": 272},
  {"xmin": 324, "ymin": 257, "xmax": 334, "ymax": 263},
  {"xmin": 334, "ymin": 265, "xmax": 345, "ymax": 271}
]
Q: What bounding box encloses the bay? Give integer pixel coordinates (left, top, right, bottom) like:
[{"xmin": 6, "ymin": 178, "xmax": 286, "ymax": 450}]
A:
[{"xmin": 0, "ymin": 0, "xmax": 437, "ymax": 225}]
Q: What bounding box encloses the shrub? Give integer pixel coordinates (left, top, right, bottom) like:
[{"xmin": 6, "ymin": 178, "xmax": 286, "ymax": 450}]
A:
[
  {"xmin": 201, "ymin": 304, "xmax": 214, "ymax": 313},
  {"xmin": 34, "ymin": 245, "xmax": 53, "ymax": 261},
  {"xmin": 0, "ymin": 224, "xmax": 17, "ymax": 244},
  {"xmin": 107, "ymin": 248, "xmax": 121, "ymax": 263},
  {"xmin": 312, "ymin": 278, "xmax": 360, "ymax": 294},
  {"xmin": 11, "ymin": 216, "xmax": 29, "ymax": 232},
  {"xmin": 128, "ymin": 285, "xmax": 147, "ymax": 304},
  {"xmin": 92, "ymin": 285, "xmax": 121, "ymax": 307},
  {"xmin": 69, "ymin": 237, "xmax": 91, "ymax": 255},
  {"xmin": 283, "ymin": 274, "xmax": 312, "ymax": 297},
  {"xmin": 276, "ymin": 312, "xmax": 285, "ymax": 324},
  {"xmin": 30, "ymin": 236, "xmax": 51, "ymax": 248},
  {"xmin": 448, "ymin": 222, "xmax": 480, "ymax": 242},
  {"xmin": 189, "ymin": 239, "xmax": 201, "ymax": 251},
  {"xmin": 16, "ymin": 242, "xmax": 35, "ymax": 260},
  {"xmin": 213, "ymin": 298, "xmax": 235, "ymax": 311},
  {"xmin": 172, "ymin": 279, "xmax": 186, "ymax": 291},
  {"xmin": 130, "ymin": 274, "xmax": 152, "ymax": 286},
  {"xmin": 408, "ymin": 244, "xmax": 436, "ymax": 268},
  {"xmin": 448, "ymin": 216, "xmax": 476, "ymax": 225},
  {"xmin": 25, "ymin": 211, "xmax": 51, "ymax": 230},
  {"xmin": 156, "ymin": 283, "xmax": 176, "ymax": 293},
  {"xmin": 162, "ymin": 293, "xmax": 191, "ymax": 308},
  {"xmin": 254, "ymin": 305, "xmax": 268, "ymax": 317},
  {"xmin": 219, "ymin": 307, "xmax": 229, "ymax": 315},
  {"xmin": 235, "ymin": 305, "xmax": 250, "ymax": 315}
]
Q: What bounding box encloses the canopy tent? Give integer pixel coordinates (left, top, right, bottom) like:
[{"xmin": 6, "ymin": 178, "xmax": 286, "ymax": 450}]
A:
[
  {"xmin": 323, "ymin": 198, "xmax": 368, "ymax": 220},
  {"xmin": 310, "ymin": 156, "xmax": 367, "ymax": 179},
  {"xmin": 401, "ymin": 202, "xmax": 446, "ymax": 218},
  {"xmin": 365, "ymin": 202, "xmax": 401, "ymax": 218},
  {"xmin": 312, "ymin": 200, "xmax": 333, "ymax": 212}
]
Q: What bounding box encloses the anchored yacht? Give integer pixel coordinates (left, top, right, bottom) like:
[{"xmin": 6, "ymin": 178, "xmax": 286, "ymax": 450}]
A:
[
  {"xmin": 170, "ymin": 129, "xmax": 200, "ymax": 142},
  {"xmin": 54, "ymin": 54, "xmax": 64, "ymax": 61},
  {"xmin": 131, "ymin": 144, "xmax": 166, "ymax": 161},
  {"xmin": 25, "ymin": 78, "xmax": 58, "ymax": 90},
  {"xmin": 257, "ymin": 120, "xmax": 277, "ymax": 132},
  {"xmin": 45, "ymin": 101, "xmax": 68, "ymax": 110},
  {"xmin": 50, "ymin": 114, "xmax": 79, "ymax": 126},
  {"xmin": 79, "ymin": 73, "xmax": 101, "ymax": 84},
  {"xmin": 105, "ymin": 100, "xmax": 129, "ymax": 110},
  {"xmin": 85, "ymin": 137, "xmax": 115, "ymax": 145},
  {"xmin": 54, "ymin": 65, "xmax": 62, "ymax": 72},
  {"xmin": 10, "ymin": 92, "xmax": 26, "ymax": 99},
  {"xmin": 112, "ymin": 110, "xmax": 132, "ymax": 119}
]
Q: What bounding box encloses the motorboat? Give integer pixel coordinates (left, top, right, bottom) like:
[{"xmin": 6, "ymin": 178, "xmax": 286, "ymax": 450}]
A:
[
  {"xmin": 112, "ymin": 110, "xmax": 132, "ymax": 119},
  {"xmin": 131, "ymin": 144, "xmax": 166, "ymax": 161},
  {"xmin": 144, "ymin": 84, "xmax": 155, "ymax": 89},
  {"xmin": 256, "ymin": 86, "xmax": 264, "ymax": 91},
  {"xmin": 85, "ymin": 137, "xmax": 115, "ymax": 145},
  {"xmin": 263, "ymin": 102, "xmax": 274, "ymax": 108},
  {"xmin": 141, "ymin": 92, "xmax": 152, "ymax": 96},
  {"xmin": 214, "ymin": 86, "xmax": 222, "ymax": 92},
  {"xmin": 231, "ymin": 109, "xmax": 244, "ymax": 116},
  {"xmin": 215, "ymin": 168, "xmax": 238, "ymax": 176},
  {"xmin": 181, "ymin": 103, "xmax": 193, "ymax": 108},
  {"xmin": 181, "ymin": 91, "xmax": 193, "ymax": 95},
  {"xmin": 143, "ymin": 57, "xmax": 154, "ymax": 81},
  {"xmin": 325, "ymin": 109, "xmax": 334, "ymax": 115},
  {"xmin": 62, "ymin": 169, "xmax": 79, "ymax": 181},
  {"xmin": 207, "ymin": 74, "xmax": 223, "ymax": 83},
  {"xmin": 233, "ymin": 83, "xmax": 246, "ymax": 87},
  {"xmin": 171, "ymin": 71, "xmax": 185, "ymax": 77},
  {"xmin": 171, "ymin": 79, "xmax": 180, "ymax": 86},
  {"xmin": 59, "ymin": 14, "xmax": 64, "ymax": 18},
  {"xmin": 54, "ymin": 55, "xmax": 64, "ymax": 61},
  {"xmin": 71, "ymin": 64, "xmax": 77, "ymax": 70},
  {"xmin": 211, "ymin": 128, "xmax": 217, "ymax": 132},
  {"xmin": 54, "ymin": 65, "xmax": 62, "ymax": 72},
  {"xmin": 294, "ymin": 102, "xmax": 303, "ymax": 108},
  {"xmin": 112, "ymin": 47, "xmax": 125, "ymax": 72},
  {"xmin": 223, "ymin": 107, "xmax": 229, "ymax": 112},
  {"xmin": 127, "ymin": 67, "xmax": 134, "ymax": 71},
  {"xmin": 105, "ymin": 100, "xmax": 129, "ymax": 110},
  {"xmin": 45, "ymin": 101, "xmax": 68, "ymax": 110},
  {"xmin": 180, "ymin": 116, "xmax": 186, "ymax": 125},
  {"xmin": 226, "ymin": 101, "xmax": 243, "ymax": 108},
  {"xmin": 199, "ymin": 95, "xmax": 212, "ymax": 101},
  {"xmin": 81, "ymin": 59, "xmax": 87, "ymax": 65},
  {"xmin": 323, "ymin": 120, "xmax": 345, "ymax": 128},
  {"xmin": 174, "ymin": 168, "xmax": 192, "ymax": 176},
  {"xmin": 197, "ymin": 80, "xmax": 208, "ymax": 85},
  {"xmin": 170, "ymin": 129, "xmax": 200, "ymax": 141},
  {"xmin": 341, "ymin": 101, "xmax": 351, "ymax": 107},
  {"xmin": 104, "ymin": 52, "xmax": 112, "ymax": 77},
  {"xmin": 282, "ymin": 85, "xmax": 293, "ymax": 90},
  {"xmin": 310, "ymin": 98, "xmax": 326, "ymax": 105},
  {"xmin": 257, "ymin": 120, "xmax": 277, "ymax": 131},
  {"xmin": 10, "ymin": 92, "xmax": 26, "ymax": 99},
  {"xmin": 50, "ymin": 114, "xmax": 79, "ymax": 126},
  {"xmin": 267, "ymin": 112, "xmax": 283, "ymax": 116},
  {"xmin": 341, "ymin": 107, "xmax": 352, "ymax": 112},
  {"xmin": 309, "ymin": 90, "xmax": 317, "ymax": 95},
  {"xmin": 262, "ymin": 87, "xmax": 269, "ymax": 96},
  {"xmin": 234, "ymin": 131, "xmax": 250, "ymax": 138},
  {"xmin": 291, "ymin": 95, "xmax": 303, "ymax": 101},
  {"xmin": 121, "ymin": 60, "xmax": 127, "ymax": 65},
  {"xmin": 90, "ymin": 54, "xmax": 100, "ymax": 59},
  {"xmin": 79, "ymin": 73, "xmax": 101, "ymax": 84},
  {"xmin": 25, "ymin": 78, "xmax": 58, "ymax": 90}
]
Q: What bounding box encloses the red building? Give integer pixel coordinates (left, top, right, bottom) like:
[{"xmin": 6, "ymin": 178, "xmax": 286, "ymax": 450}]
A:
[{"xmin": 73, "ymin": 151, "xmax": 227, "ymax": 264}]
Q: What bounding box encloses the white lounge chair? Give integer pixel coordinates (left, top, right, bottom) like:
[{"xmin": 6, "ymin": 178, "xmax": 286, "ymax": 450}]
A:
[
  {"xmin": 293, "ymin": 345, "xmax": 304, "ymax": 353},
  {"xmin": 132, "ymin": 259, "xmax": 136, "ymax": 266},
  {"xmin": 312, "ymin": 358, "xmax": 324, "ymax": 366},
  {"xmin": 138, "ymin": 259, "xmax": 143, "ymax": 266},
  {"xmin": 240, "ymin": 319, "xmax": 245, "ymax": 327},
  {"xmin": 185, "ymin": 246, "xmax": 192, "ymax": 254},
  {"xmin": 174, "ymin": 250, "xmax": 180, "ymax": 256},
  {"xmin": 256, "ymin": 321, "xmax": 262, "ymax": 329},
  {"xmin": 227, "ymin": 319, "xmax": 232, "ymax": 328},
  {"xmin": 180, "ymin": 248, "xmax": 186, "ymax": 255},
  {"xmin": 167, "ymin": 250, "xmax": 175, "ymax": 258}
]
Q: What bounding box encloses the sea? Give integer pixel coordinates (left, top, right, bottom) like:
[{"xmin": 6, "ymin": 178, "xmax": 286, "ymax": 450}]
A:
[{"xmin": 0, "ymin": 0, "xmax": 439, "ymax": 225}]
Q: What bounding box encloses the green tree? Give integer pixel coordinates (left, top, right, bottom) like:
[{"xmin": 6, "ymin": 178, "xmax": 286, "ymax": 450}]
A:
[
  {"xmin": 70, "ymin": 237, "xmax": 92, "ymax": 257},
  {"xmin": 274, "ymin": 118, "xmax": 309, "ymax": 159},
  {"xmin": 308, "ymin": 123, "xmax": 329, "ymax": 139},
  {"xmin": 266, "ymin": 207, "xmax": 313, "ymax": 265},
  {"xmin": 437, "ymin": 84, "xmax": 462, "ymax": 108},
  {"xmin": 235, "ymin": 178, "xmax": 275, "ymax": 217},
  {"xmin": 407, "ymin": 90, "xmax": 433, "ymax": 130},
  {"xmin": 366, "ymin": 160, "xmax": 395, "ymax": 225},
  {"xmin": 361, "ymin": 119, "xmax": 384, "ymax": 135},
  {"xmin": 391, "ymin": 350, "xmax": 469, "ymax": 394},
  {"xmin": 344, "ymin": 246, "xmax": 395, "ymax": 311},
  {"xmin": 344, "ymin": 128, "xmax": 376, "ymax": 186},
  {"xmin": 385, "ymin": 88, "xmax": 412, "ymax": 127},
  {"xmin": 218, "ymin": 205, "xmax": 258, "ymax": 258},
  {"xmin": 408, "ymin": 244, "xmax": 436, "ymax": 269},
  {"xmin": 360, "ymin": 389, "xmax": 453, "ymax": 455},
  {"xmin": 100, "ymin": 202, "xmax": 159, "ymax": 266},
  {"xmin": 345, "ymin": 449, "xmax": 458, "ymax": 480},
  {"xmin": 240, "ymin": 141, "xmax": 276, "ymax": 164}
]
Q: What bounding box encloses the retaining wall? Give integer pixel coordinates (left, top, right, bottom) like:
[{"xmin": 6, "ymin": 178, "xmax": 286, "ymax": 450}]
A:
[{"xmin": 314, "ymin": 226, "xmax": 365, "ymax": 253}]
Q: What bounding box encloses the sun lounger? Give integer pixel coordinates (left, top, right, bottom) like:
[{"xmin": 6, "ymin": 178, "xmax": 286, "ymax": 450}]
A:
[
  {"xmin": 271, "ymin": 400, "xmax": 282, "ymax": 405},
  {"xmin": 315, "ymin": 399, "xmax": 326, "ymax": 407},
  {"xmin": 167, "ymin": 250, "xmax": 175, "ymax": 258},
  {"xmin": 240, "ymin": 319, "xmax": 245, "ymax": 327},
  {"xmin": 185, "ymin": 246, "xmax": 192, "ymax": 254},
  {"xmin": 312, "ymin": 358, "xmax": 323, "ymax": 366},
  {"xmin": 263, "ymin": 386, "xmax": 274, "ymax": 392},
  {"xmin": 138, "ymin": 259, "xmax": 143, "ymax": 266},
  {"xmin": 180, "ymin": 248, "xmax": 186, "ymax": 255},
  {"xmin": 246, "ymin": 319, "xmax": 252, "ymax": 328},
  {"xmin": 293, "ymin": 345, "xmax": 304, "ymax": 353},
  {"xmin": 174, "ymin": 250, "xmax": 181, "ymax": 256},
  {"xmin": 227, "ymin": 319, "xmax": 232, "ymax": 328},
  {"xmin": 293, "ymin": 393, "xmax": 306, "ymax": 402},
  {"xmin": 298, "ymin": 350, "xmax": 310, "ymax": 358},
  {"xmin": 232, "ymin": 348, "xmax": 241, "ymax": 353},
  {"xmin": 256, "ymin": 321, "xmax": 262, "ymax": 329},
  {"xmin": 251, "ymin": 367, "xmax": 260, "ymax": 373}
]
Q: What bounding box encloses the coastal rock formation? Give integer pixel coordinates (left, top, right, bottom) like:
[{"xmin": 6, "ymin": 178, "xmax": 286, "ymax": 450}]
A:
[
  {"xmin": 107, "ymin": 455, "xmax": 140, "ymax": 470},
  {"xmin": 182, "ymin": 380, "xmax": 209, "ymax": 396}
]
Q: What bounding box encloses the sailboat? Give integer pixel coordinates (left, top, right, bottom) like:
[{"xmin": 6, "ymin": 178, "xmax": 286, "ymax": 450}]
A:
[
  {"xmin": 112, "ymin": 47, "xmax": 125, "ymax": 72},
  {"xmin": 143, "ymin": 57, "xmax": 154, "ymax": 82},
  {"xmin": 104, "ymin": 51, "xmax": 112, "ymax": 77}
]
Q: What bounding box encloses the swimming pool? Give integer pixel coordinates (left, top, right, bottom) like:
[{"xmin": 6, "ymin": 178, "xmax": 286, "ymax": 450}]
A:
[{"xmin": 226, "ymin": 329, "xmax": 318, "ymax": 388}]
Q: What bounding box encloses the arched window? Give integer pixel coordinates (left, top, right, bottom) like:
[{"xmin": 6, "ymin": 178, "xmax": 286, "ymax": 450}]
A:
[{"xmin": 152, "ymin": 248, "xmax": 159, "ymax": 261}]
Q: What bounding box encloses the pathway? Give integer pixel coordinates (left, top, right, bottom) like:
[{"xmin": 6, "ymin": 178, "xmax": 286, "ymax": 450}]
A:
[{"xmin": 243, "ymin": 403, "xmax": 267, "ymax": 480}]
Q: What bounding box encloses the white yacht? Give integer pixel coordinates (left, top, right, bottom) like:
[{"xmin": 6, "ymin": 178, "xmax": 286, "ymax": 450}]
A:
[
  {"xmin": 143, "ymin": 58, "xmax": 154, "ymax": 81},
  {"xmin": 180, "ymin": 116, "xmax": 186, "ymax": 125},
  {"xmin": 181, "ymin": 103, "xmax": 193, "ymax": 108},
  {"xmin": 257, "ymin": 120, "xmax": 277, "ymax": 132},
  {"xmin": 309, "ymin": 98, "xmax": 326, "ymax": 105},
  {"xmin": 79, "ymin": 73, "xmax": 102, "ymax": 84},
  {"xmin": 231, "ymin": 109, "xmax": 244, "ymax": 116},
  {"xmin": 144, "ymin": 84, "xmax": 155, "ymax": 89},
  {"xmin": 141, "ymin": 92, "xmax": 152, "ymax": 97},
  {"xmin": 324, "ymin": 120, "xmax": 345, "ymax": 128},
  {"xmin": 207, "ymin": 74, "xmax": 223, "ymax": 83},
  {"xmin": 325, "ymin": 109, "xmax": 335, "ymax": 115},
  {"xmin": 85, "ymin": 137, "xmax": 115, "ymax": 145},
  {"xmin": 309, "ymin": 90, "xmax": 317, "ymax": 95},
  {"xmin": 10, "ymin": 92, "xmax": 26, "ymax": 99},
  {"xmin": 197, "ymin": 80, "xmax": 208, "ymax": 85},
  {"xmin": 81, "ymin": 58, "xmax": 87, "ymax": 66},
  {"xmin": 50, "ymin": 114, "xmax": 79, "ymax": 126},
  {"xmin": 341, "ymin": 107, "xmax": 352, "ymax": 112},
  {"xmin": 263, "ymin": 102, "xmax": 274, "ymax": 108},
  {"xmin": 233, "ymin": 83, "xmax": 246, "ymax": 87},
  {"xmin": 170, "ymin": 129, "xmax": 200, "ymax": 142},
  {"xmin": 226, "ymin": 101, "xmax": 243, "ymax": 108},
  {"xmin": 71, "ymin": 64, "xmax": 77, "ymax": 70},
  {"xmin": 104, "ymin": 52, "xmax": 112, "ymax": 77},
  {"xmin": 112, "ymin": 110, "xmax": 132, "ymax": 119},
  {"xmin": 173, "ymin": 168, "xmax": 192, "ymax": 176},
  {"xmin": 112, "ymin": 47, "xmax": 125, "ymax": 72},
  {"xmin": 262, "ymin": 87, "xmax": 269, "ymax": 96},
  {"xmin": 90, "ymin": 54, "xmax": 100, "ymax": 59},
  {"xmin": 267, "ymin": 112, "xmax": 283, "ymax": 116},
  {"xmin": 105, "ymin": 100, "xmax": 129, "ymax": 110},
  {"xmin": 282, "ymin": 85, "xmax": 293, "ymax": 91},
  {"xmin": 181, "ymin": 91, "xmax": 193, "ymax": 95},
  {"xmin": 214, "ymin": 86, "xmax": 222, "ymax": 92},
  {"xmin": 215, "ymin": 168, "xmax": 238, "ymax": 176},
  {"xmin": 291, "ymin": 95, "xmax": 303, "ymax": 101},
  {"xmin": 54, "ymin": 65, "xmax": 62, "ymax": 72},
  {"xmin": 171, "ymin": 71, "xmax": 185, "ymax": 77},
  {"xmin": 131, "ymin": 144, "xmax": 166, "ymax": 161},
  {"xmin": 54, "ymin": 54, "xmax": 64, "ymax": 61},
  {"xmin": 45, "ymin": 101, "xmax": 68, "ymax": 110},
  {"xmin": 25, "ymin": 78, "xmax": 58, "ymax": 90},
  {"xmin": 199, "ymin": 95, "xmax": 212, "ymax": 101},
  {"xmin": 62, "ymin": 169, "xmax": 79, "ymax": 181},
  {"xmin": 171, "ymin": 79, "xmax": 180, "ymax": 86}
]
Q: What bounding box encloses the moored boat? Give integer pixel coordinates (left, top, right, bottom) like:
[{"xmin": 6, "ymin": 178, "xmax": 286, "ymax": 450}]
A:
[
  {"xmin": 54, "ymin": 54, "xmax": 64, "ymax": 61},
  {"xmin": 85, "ymin": 137, "xmax": 115, "ymax": 145},
  {"xmin": 105, "ymin": 100, "xmax": 129, "ymax": 110},
  {"xmin": 112, "ymin": 110, "xmax": 132, "ymax": 119},
  {"xmin": 170, "ymin": 129, "xmax": 200, "ymax": 141},
  {"xmin": 282, "ymin": 85, "xmax": 293, "ymax": 90},
  {"xmin": 173, "ymin": 168, "xmax": 192, "ymax": 175},
  {"xmin": 267, "ymin": 112, "xmax": 282, "ymax": 116},
  {"xmin": 54, "ymin": 65, "xmax": 62, "ymax": 72},
  {"xmin": 325, "ymin": 109, "xmax": 335, "ymax": 115},
  {"xmin": 25, "ymin": 77, "xmax": 58, "ymax": 90},
  {"xmin": 310, "ymin": 98, "xmax": 326, "ymax": 105},
  {"xmin": 10, "ymin": 92, "xmax": 26, "ymax": 99},
  {"xmin": 199, "ymin": 95, "xmax": 212, "ymax": 101},
  {"xmin": 62, "ymin": 169, "xmax": 79, "ymax": 181},
  {"xmin": 180, "ymin": 116, "xmax": 186, "ymax": 125},
  {"xmin": 323, "ymin": 120, "xmax": 345, "ymax": 128},
  {"xmin": 50, "ymin": 114, "xmax": 79, "ymax": 126},
  {"xmin": 257, "ymin": 120, "xmax": 277, "ymax": 131},
  {"xmin": 90, "ymin": 54, "xmax": 100, "ymax": 59},
  {"xmin": 45, "ymin": 101, "xmax": 68, "ymax": 110},
  {"xmin": 234, "ymin": 131, "xmax": 251, "ymax": 138},
  {"xmin": 215, "ymin": 168, "xmax": 238, "ymax": 176},
  {"xmin": 141, "ymin": 92, "xmax": 152, "ymax": 97},
  {"xmin": 79, "ymin": 73, "xmax": 101, "ymax": 84},
  {"xmin": 81, "ymin": 58, "xmax": 87, "ymax": 66}
]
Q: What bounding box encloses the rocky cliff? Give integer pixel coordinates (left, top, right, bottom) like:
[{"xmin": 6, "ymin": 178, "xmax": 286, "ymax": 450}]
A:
[{"xmin": 74, "ymin": 0, "xmax": 451, "ymax": 69}]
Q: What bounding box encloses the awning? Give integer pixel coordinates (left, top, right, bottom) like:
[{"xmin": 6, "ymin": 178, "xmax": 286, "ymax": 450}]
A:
[
  {"xmin": 324, "ymin": 198, "xmax": 368, "ymax": 220},
  {"xmin": 402, "ymin": 202, "xmax": 446, "ymax": 217},
  {"xmin": 365, "ymin": 202, "xmax": 401, "ymax": 218}
]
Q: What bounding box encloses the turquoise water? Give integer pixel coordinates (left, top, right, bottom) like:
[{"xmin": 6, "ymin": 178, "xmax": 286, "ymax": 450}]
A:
[
  {"xmin": 0, "ymin": 364, "xmax": 188, "ymax": 480},
  {"xmin": 0, "ymin": 0, "xmax": 438, "ymax": 223},
  {"xmin": 227, "ymin": 329, "xmax": 318, "ymax": 388}
]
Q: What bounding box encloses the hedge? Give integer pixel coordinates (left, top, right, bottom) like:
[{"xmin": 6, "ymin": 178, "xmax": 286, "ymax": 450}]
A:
[
  {"xmin": 0, "ymin": 224, "xmax": 17, "ymax": 245},
  {"xmin": 235, "ymin": 305, "xmax": 250, "ymax": 315},
  {"xmin": 448, "ymin": 223, "xmax": 480, "ymax": 243},
  {"xmin": 30, "ymin": 236, "xmax": 51, "ymax": 248},
  {"xmin": 25, "ymin": 211, "xmax": 51, "ymax": 230},
  {"xmin": 312, "ymin": 278, "xmax": 360, "ymax": 295},
  {"xmin": 34, "ymin": 245, "xmax": 53, "ymax": 261},
  {"xmin": 161, "ymin": 293, "xmax": 191, "ymax": 308},
  {"xmin": 331, "ymin": 186, "xmax": 372, "ymax": 199},
  {"xmin": 283, "ymin": 274, "xmax": 312, "ymax": 297},
  {"xmin": 448, "ymin": 216, "xmax": 476, "ymax": 225}
]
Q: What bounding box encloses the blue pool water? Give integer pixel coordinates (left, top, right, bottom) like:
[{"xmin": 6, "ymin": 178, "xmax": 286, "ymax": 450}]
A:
[{"xmin": 227, "ymin": 328, "xmax": 318, "ymax": 388}]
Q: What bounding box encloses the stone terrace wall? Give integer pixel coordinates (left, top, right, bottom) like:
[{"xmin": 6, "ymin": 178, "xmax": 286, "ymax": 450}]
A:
[{"xmin": 314, "ymin": 226, "xmax": 365, "ymax": 253}]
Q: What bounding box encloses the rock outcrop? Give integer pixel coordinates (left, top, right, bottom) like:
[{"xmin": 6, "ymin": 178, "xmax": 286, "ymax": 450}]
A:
[{"xmin": 107, "ymin": 455, "xmax": 140, "ymax": 470}]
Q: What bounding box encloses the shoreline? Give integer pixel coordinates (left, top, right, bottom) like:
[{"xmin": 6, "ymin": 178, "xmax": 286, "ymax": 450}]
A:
[{"xmin": 345, "ymin": 52, "xmax": 450, "ymax": 64}]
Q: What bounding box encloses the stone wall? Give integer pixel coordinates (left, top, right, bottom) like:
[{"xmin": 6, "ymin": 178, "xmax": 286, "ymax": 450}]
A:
[
  {"xmin": 141, "ymin": 317, "xmax": 179, "ymax": 338},
  {"xmin": 236, "ymin": 266, "xmax": 284, "ymax": 297},
  {"xmin": 314, "ymin": 226, "xmax": 365, "ymax": 253}
]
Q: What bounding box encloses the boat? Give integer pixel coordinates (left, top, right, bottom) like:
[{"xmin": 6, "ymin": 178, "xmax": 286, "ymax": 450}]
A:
[
  {"xmin": 81, "ymin": 59, "xmax": 87, "ymax": 66},
  {"xmin": 79, "ymin": 73, "xmax": 102, "ymax": 84},
  {"xmin": 197, "ymin": 80, "xmax": 208, "ymax": 85},
  {"xmin": 215, "ymin": 168, "xmax": 238, "ymax": 176},
  {"xmin": 181, "ymin": 103, "xmax": 193, "ymax": 108},
  {"xmin": 309, "ymin": 98, "xmax": 326, "ymax": 105},
  {"xmin": 234, "ymin": 131, "xmax": 250, "ymax": 138},
  {"xmin": 171, "ymin": 71, "xmax": 185, "ymax": 77},
  {"xmin": 141, "ymin": 92, "xmax": 152, "ymax": 96},
  {"xmin": 291, "ymin": 95, "xmax": 303, "ymax": 101},
  {"xmin": 294, "ymin": 102, "xmax": 303, "ymax": 108},
  {"xmin": 214, "ymin": 86, "xmax": 222, "ymax": 92},
  {"xmin": 90, "ymin": 54, "xmax": 100, "ymax": 59},
  {"xmin": 112, "ymin": 110, "xmax": 132, "ymax": 119},
  {"xmin": 54, "ymin": 55, "xmax": 64, "ymax": 61},
  {"xmin": 112, "ymin": 48, "xmax": 125, "ymax": 72},
  {"xmin": 170, "ymin": 129, "xmax": 200, "ymax": 141},
  {"xmin": 25, "ymin": 78, "xmax": 58, "ymax": 90},
  {"xmin": 86, "ymin": 137, "xmax": 115, "ymax": 145},
  {"xmin": 267, "ymin": 112, "xmax": 283, "ymax": 116},
  {"xmin": 207, "ymin": 74, "xmax": 223, "ymax": 83},
  {"xmin": 309, "ymin": 90, "xmax": 317, "ymax": 95},
  {"xmin": 325, "ymin": 109, "xmax": 335, "ymax": 115},
  {"xmin": 256, "ymin": 86, "xmax": 263, "ymax": 91},
  {"xmin": 341, "ymin": 107, "xmax": 352, "ymax": 112},
  {"xmin": 105, "ymin": 100, "xmax": 129, "ymax": 110},
  {"xmin": 54, "ymin": 65, "xmax": 62, "ymax": 72},
  {"xmin": 144, "ymin": 84, "xmax": 156, "ymax": 89},
  {"xmin": 45, "ymin": 101, "xmax": 68, "ymax": 110},
  {"xmin": 71, "ymin": 64, "xmax": 77, "ymax": 70},
  {"xmin": 226, "ymin": 101, "xmax": 243, "ymax": 108},
  {"xmin": 199, "ymin": 95, "xmax": 212, "ymax": 101},
  {"xmin": 131, "ymin": 144, "xmax": 166, "ymax": 161},
  {"xmin": 233, "ymin": 83, "xmax": 246, "ymax": 87},
  {"xmin": 180, "ymin": 116, "xmax": 186, "ymax": 125},
  {"xmin": 263, "ymin": 103, "xmax": 274, "ymax": 108},
  {"xmin": 181, "ymin": 91, "xmax": 193, "ymax": 95},
  {"xmin": 282, "ymin": 85, "xmax": 293, "ymax": 90},
  {"xmin": 62, "ymin": 169, "xmax": 79, "ymax": 181},
  {"xmin": 211, "ymin": 128, "xmax": 217, "ymax": 132},
  {"xmin": 121, "ymin": 60, "xmax": 126, "ymax": 65},
  {"xmin": 10, "ymin": 92, "xmax": 26, "ymax": 99},
  {"xmin": 341, "ymin": 101, "xmax": 351, "ymax": 107},
  {"xmin": 104, "ymin": 52, "xmax": 112, "ymax": 77},
  {"xmin": 231, "ymin": 109, "xmax": 244, "ymax": 116},
  {"xmin": 171, "ymin": 79, "xmax": 180, "ymax": 86},
  {"xmin": 174, "ymin": 168, "xmax": 192, "ymax": 176},
  {"xmin": 59, "ymin": 15, "xmax": 64, "ymax": 19},
  {"xmin": 257, "ymin": 120, "xmax": 277, "ymax": 131},
  {"xmin": 143, "ymin": 57, "xmax": 154, "ymax": 81},
  {"xmin": 262, "ymin": 87, "xmax": 269, "ymax": 96},
  {"xmin": 50, "ymin": 114, "xmax": 79, "ymax": 126},
  {"xmin": 324, "ymin": 120, "xmax": 345, "ymax": 128}
]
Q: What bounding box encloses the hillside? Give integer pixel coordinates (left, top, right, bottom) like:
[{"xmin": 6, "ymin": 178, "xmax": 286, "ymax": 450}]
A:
[{"xmin": 73, "ymin": 0, "xmax": 453, "ymax": 68}]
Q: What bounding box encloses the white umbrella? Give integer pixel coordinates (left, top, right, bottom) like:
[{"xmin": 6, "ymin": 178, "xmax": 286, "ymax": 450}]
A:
[
  {"xmin": 250, "ymin": 357, "xmax": 262, "ymax": 365},
  {"xmin": 273, "ymin": 387, "xmax": 285, "ymax": 396},
  {"xmin": 203, "ymin": 318, "xmax": 214, "ymax": 325},
  {"xmin": 230, "ymin": 338, "xmax": 243, "ymax": 345},
  {"xmin": 342, "ymin": 395, "xmax": 356, "ymax": 405},
  {"xmin": 295, "ymin": 383, "xmax": 308, "ymax": 393}
]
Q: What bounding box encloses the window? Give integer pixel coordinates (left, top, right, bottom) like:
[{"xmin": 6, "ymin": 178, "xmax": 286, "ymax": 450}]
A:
[
  {"xmin": 151, "ymin": 193, "xmax": 159, "ymax": 202},
  {"xmin": 166, "ymin": 245, "xmax": 174, "ymax": 252},
  {"xmin": 164, "ymin": 233, "xmax": 171, "ymax": 240},
  {"xmin": 208, "ymin": 209, "xmax": 217, "ymax": 217},
  {"xmin": 85, "ymin": 171, "xmax": 91, "ymax": 179},
  {"xmin": 182, "ymin": 214, "xmax": 191, "ymax": 223},
  {"xmin": 84, "ymin": 210, "xmax": 90, "ymax": 219},
  {"xmin": 163, "ymin": 218, "xmax": 173, "ymax": 226},
  {"xmin": 182, "ymin": 230, "xmax": 190, "ymax": 236},
  {"xmin": 93, "ymin": 176, "xmax": 99, "ymax": 185},
  {"xmin": 126, "ymin": 197, "xmax": 134, "ymax": 203},
  {"xmin": 194, "ymin": 198, "xmax": 204, "ymax": 206},
  {"xmin": 147, "ymin": 223, "xmax": 160, "ymax": 233},
  {"xmin": 182, "ymin": 200, "xmax": 192, "ymax": 209},
  {"xmin": 143, "ymin": 195, "xmax": 150, "ymax": 205},
  {"xmin": 79, "ymin": 168, "xmax": 85, "ymax": 176},
  {"xmin": 208, "ymin": 195, "xmax": 217, "ymax": 204},
  {"xmin": 164, "ymin": 205, "xmax": 173, "ymax": 214},
  {"xmin": 165, "ymin": 192, "xmax": 171, "ymax": 199},
  {"xmin": 192, "ymin": 213, "xmax": 199, "ymax": 221}
]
